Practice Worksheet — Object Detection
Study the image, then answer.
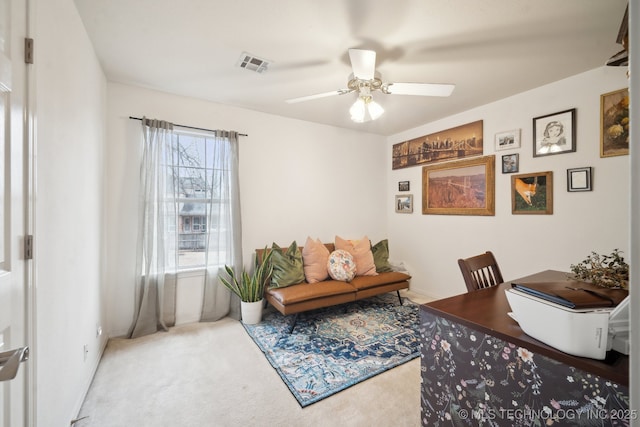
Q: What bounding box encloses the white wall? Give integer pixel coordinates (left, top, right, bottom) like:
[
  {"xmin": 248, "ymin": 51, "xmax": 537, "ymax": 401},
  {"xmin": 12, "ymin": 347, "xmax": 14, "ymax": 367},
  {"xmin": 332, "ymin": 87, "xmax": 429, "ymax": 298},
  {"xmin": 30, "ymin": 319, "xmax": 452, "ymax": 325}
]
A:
[
  {"xmin": 105, "ymin": 67, "xmax": 630, "ymax": 333},
  {"xmin": 388, "ymin": 66, "xmax": 630, "ymax": 299},
  {"xmin": 35, "ymin": 0, "xmax": 108, "ymax": 425},
  {"xmin": 30, "ymin": 1, "xmax": 636, "ymax": 423},
  {"xmin": 105, "ymin": 82, "xmax": 387, "ymax": 336},
  {"xmin": 628, "ymin": 0, "xmax": 638, "ymax": 414}
]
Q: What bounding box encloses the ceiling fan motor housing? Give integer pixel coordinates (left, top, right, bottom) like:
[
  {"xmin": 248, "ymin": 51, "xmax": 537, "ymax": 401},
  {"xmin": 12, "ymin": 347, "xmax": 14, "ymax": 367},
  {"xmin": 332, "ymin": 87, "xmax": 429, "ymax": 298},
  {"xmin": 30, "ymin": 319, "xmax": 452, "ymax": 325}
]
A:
[{"xmin": 348, "ymin": 72, "xmax": 383, "ymax": 96}]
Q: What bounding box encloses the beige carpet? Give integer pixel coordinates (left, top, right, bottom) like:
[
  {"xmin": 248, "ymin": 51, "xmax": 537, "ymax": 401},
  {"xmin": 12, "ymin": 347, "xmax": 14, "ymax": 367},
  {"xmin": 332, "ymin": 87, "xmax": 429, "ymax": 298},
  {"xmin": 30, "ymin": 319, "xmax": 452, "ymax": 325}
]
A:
[{"xmin": 77, "ymin": 291, "xmax": 430, "ymax": 427}]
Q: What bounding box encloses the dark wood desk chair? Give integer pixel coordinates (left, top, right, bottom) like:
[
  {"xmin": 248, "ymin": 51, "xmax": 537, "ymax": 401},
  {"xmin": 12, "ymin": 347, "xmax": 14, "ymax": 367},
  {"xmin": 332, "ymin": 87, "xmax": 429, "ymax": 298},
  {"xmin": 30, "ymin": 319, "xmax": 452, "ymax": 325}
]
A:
[{"xmin": 457, "ymin": 251, "xmax": 504, "ymax": 292}]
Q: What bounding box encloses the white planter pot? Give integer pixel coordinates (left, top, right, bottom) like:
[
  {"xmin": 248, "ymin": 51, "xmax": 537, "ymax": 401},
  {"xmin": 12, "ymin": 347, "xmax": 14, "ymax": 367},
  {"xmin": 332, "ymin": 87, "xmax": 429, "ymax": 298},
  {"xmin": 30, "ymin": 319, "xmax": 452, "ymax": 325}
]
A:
[{"xmin": 241, "ymin": 300, "xmax": 263, "ymax": 324}]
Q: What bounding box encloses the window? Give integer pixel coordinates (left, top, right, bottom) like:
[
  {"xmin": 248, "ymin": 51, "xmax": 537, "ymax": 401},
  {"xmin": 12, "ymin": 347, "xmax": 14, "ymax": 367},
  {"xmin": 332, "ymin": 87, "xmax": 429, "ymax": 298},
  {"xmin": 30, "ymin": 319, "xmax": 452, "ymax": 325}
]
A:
[{"xmin": 169, "ymin": 130, "xmax": 228, "ymax": 269}]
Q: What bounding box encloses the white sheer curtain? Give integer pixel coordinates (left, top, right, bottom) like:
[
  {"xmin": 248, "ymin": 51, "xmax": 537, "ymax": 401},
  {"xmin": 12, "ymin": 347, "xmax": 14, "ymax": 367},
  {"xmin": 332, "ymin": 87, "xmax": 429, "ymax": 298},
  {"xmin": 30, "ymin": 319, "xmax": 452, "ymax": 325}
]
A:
[
  {"xmin": 201, "ymin": 130, "xmax": 243, "ymax": 321},
  {"xmin": 129, "ymin": 118, "xmax": 179, "ymax": 338}
]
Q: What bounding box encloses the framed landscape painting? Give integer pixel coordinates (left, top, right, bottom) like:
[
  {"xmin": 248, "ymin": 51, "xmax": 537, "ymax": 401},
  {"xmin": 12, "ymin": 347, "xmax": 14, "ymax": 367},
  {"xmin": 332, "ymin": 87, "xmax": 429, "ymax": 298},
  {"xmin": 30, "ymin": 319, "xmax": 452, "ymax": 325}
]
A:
[{"xmin": 422, "ymin": 155, "xmax": 495, "ymax": 216}]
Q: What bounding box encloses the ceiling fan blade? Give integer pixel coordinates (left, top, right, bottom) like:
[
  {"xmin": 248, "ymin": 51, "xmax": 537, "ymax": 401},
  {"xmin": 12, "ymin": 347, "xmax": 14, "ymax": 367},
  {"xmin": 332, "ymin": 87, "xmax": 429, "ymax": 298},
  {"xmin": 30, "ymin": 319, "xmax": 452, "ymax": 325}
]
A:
[
  {"xmin": 348, "ymin": 49, "xmax": 376, "ymax": 80},
  {"xmin": 285, "ymin": 89, "xmax": 351, "ymax": 104},
  {"xmin": 386, "ymin": 82, "xmax": 455, "ymax": 97}
]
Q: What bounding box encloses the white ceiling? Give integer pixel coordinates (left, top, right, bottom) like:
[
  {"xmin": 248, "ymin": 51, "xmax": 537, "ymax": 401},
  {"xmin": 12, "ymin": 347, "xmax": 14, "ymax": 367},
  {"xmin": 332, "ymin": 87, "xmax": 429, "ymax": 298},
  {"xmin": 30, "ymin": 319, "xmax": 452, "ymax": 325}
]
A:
[{"xmin": 74, "ymin": 0, "xmax": 627, "ymax": 136}]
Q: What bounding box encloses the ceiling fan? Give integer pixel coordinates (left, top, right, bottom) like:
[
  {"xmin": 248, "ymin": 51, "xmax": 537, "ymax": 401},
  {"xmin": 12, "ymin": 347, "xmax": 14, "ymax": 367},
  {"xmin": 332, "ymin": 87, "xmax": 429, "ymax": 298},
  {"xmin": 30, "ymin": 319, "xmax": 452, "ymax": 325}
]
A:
[{"xmin": 285, "ymin": 48, "xmax": 455, "ymax": 123}]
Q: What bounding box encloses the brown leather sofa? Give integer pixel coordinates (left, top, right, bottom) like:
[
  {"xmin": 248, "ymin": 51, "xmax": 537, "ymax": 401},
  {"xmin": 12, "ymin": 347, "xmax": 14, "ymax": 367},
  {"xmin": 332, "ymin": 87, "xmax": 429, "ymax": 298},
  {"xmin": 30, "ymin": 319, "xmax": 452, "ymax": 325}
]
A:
[{"xmin": 256, "ymin": 243, "xmax": 412, "ymax": 321}]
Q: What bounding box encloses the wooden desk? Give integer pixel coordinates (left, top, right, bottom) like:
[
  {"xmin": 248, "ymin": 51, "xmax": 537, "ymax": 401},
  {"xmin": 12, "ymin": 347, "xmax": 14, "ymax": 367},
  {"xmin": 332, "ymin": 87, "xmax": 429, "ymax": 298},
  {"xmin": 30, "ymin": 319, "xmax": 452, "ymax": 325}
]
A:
[{"xmin": 420, "ymin": 270, "xmax": 630, "ymax": 425}]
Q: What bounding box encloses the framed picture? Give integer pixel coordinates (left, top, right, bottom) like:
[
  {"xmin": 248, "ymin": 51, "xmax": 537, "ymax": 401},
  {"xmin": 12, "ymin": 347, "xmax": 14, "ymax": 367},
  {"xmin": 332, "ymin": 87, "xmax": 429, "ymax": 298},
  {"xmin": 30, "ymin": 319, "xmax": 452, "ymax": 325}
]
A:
[
  {"xmin": 422, "ymin": 155, "xmax": 495, "ymax": 216},
  {"xmin": 494, "ymin": 129, "xmax": 521, "ymax": 151},
  {"xmin": 567, "ymin": 167, "xmax": 592, "ymax": 192},
  {"xmin": 501, "ymin": 153, "xmax": 519, "ymax": 174},
  {"xmin": 533, "ymin": 109, "xmax": 576, "ymax": 157},
  {"xmin": 395, "ymin": 194, "xmax": 413, "ymax": 213},
  {"xmin": 392, "ymin": 120, "xmax": 483, "ymax": 169},
  {"xmin": 398, "ymin": 181, "xmax": 410, "ymax": 191},
  {"xmin": 511, "ymin": 171, "xmax": 553, "ymax": 215},
  {"xmin": 600, "ymin": 88, "xmax": 629, "ymax": 157}
]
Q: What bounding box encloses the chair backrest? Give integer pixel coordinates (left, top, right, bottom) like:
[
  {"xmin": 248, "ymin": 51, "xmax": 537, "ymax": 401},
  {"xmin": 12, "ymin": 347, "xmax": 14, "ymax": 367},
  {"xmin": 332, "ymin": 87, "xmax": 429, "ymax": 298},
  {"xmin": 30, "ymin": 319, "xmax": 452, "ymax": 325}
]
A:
[{"xmin": 457, "ymin": 251, "xmax": 504, "ymax": 292}]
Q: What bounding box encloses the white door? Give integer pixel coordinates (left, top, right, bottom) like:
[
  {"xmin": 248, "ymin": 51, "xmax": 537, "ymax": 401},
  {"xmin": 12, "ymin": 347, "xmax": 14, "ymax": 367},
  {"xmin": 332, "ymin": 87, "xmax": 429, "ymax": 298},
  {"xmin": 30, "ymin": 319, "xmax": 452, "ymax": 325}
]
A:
[{"xmin": 0, "ymin": 0, "xmax": 31, "ymax": 425}]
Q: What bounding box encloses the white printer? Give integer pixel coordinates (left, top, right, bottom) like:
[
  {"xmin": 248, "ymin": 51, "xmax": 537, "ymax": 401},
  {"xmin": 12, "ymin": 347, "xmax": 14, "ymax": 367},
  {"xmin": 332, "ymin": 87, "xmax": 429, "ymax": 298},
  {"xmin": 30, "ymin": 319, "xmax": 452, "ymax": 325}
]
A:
[{"xmin": 505, "ymin": 288, "xmax": 629, "ymax": 360}]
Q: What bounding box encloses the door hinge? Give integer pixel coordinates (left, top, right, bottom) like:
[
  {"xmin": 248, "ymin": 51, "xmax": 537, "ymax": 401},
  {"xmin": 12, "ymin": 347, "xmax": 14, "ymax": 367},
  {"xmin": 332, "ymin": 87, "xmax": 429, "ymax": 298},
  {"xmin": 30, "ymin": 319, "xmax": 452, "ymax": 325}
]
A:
[
  {"xmin": 24, "ymin": 235, "xmax": 33, "ymax": 260},
  {"xmin": 24, "ymin": 38, "xmax": 34, "ymax": 64}
]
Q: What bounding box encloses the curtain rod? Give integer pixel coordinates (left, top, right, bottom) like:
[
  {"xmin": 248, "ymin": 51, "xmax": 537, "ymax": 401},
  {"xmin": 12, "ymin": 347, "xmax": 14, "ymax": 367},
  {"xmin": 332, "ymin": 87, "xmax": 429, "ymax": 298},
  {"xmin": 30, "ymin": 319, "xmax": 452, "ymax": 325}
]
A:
[{"xmin": 128, "ymin": 116, "xmax": 248, "ymax": 137}]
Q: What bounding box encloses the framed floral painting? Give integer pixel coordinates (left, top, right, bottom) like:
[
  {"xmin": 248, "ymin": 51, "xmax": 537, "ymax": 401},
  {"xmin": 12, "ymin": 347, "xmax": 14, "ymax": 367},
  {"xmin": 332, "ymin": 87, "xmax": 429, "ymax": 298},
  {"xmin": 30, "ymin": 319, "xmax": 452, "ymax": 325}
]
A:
[{"xmin": 601, "ymin": 88, "xmax": 629, "ymax": 157}]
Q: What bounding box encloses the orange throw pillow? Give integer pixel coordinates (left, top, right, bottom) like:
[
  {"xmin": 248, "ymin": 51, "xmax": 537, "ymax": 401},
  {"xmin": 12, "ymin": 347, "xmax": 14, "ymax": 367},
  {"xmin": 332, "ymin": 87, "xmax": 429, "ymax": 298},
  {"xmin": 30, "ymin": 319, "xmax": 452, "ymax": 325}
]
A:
[
  {"xmin": 302, "ymin": 237, "xmax": 330, "ymax": 283},
  {"xmin": 335, "ymin": 235, "xmax": 378, "ymax": 276}
]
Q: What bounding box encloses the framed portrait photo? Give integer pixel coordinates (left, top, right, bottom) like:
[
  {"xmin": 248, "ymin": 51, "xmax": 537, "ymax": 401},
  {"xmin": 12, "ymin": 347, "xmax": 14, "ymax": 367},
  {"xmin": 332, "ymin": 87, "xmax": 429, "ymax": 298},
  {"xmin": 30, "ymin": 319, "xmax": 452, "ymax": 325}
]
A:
[
  {"xmin": 398, "ymin": 181, "xmax": 410, "ymax": 191},
  {"xmin": 501, "ymin": 153, "xmax": 519, "ymax": 174},
  {"xmin": 395, "ymin": 194, "xmax": 413, "ymax": 213},
  {"xmin": 511, "ymin": 171, "xmax": 553, "ymax": 215},
  {"xmin": 533, "ymin": 109, "xmax": 576, "ymax": 157},
  {"xmin": 494, "ymin": 129, "xmax": 521, "ymax": 151},
  {"xmin": 567, "ymin": 167, "xmax": 592, "ymax": 192}
]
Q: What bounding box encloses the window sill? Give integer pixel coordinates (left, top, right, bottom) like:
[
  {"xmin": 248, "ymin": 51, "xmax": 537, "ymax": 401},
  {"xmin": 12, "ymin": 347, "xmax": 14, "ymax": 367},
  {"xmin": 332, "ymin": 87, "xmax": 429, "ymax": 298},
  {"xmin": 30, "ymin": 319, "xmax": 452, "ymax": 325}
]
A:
[{"xmin": 178, "ymin": 267, "xmax": 206, "ymax": 278}]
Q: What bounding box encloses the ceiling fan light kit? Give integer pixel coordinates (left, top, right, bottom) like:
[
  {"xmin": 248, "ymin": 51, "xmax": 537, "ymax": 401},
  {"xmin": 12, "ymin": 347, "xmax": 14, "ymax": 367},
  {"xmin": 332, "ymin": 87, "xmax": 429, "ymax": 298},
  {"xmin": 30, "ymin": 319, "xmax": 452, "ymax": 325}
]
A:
[
  {"xmin": 350, "ymin": 96, "xmax": 384, "ymax": 123},
  {"xmin": 285, "ymin": 48, "xmax": 455, "ymax": 123}
]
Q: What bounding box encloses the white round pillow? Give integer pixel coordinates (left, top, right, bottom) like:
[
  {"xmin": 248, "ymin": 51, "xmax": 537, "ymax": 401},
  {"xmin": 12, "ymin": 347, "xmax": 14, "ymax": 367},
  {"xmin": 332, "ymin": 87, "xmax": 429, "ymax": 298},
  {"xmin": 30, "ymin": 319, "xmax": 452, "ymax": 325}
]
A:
[{"xmin": 327, "ymin": 249, "xmax": 356, "ymax": 282}]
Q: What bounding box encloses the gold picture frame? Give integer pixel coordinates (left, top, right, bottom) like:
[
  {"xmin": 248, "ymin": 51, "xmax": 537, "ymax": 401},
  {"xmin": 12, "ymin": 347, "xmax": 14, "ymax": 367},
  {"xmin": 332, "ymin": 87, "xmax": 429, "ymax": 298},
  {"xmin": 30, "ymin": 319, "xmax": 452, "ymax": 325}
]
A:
[
  {"xmin": 392, "ymin": 120, "xmax": 483, "ymax": 170},
  {"xmin": 600, "ymin": 88, "xmax": 629, "ymax": 158},
  {"xmin": 422, "ymin": 155, "xmax": 495, "ymax": 216},
  {"xmin": 511, "ymin": 171, "xmax": 553, "ymax": 215}
]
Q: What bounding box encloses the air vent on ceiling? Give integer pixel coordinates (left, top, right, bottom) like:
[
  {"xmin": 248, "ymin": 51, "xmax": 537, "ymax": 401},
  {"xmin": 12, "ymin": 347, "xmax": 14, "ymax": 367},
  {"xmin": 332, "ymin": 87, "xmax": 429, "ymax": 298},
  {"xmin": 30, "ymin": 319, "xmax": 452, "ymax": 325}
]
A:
[{"xmin": 237, "ymin": 52, "xmax": 270, "ymax": 74}]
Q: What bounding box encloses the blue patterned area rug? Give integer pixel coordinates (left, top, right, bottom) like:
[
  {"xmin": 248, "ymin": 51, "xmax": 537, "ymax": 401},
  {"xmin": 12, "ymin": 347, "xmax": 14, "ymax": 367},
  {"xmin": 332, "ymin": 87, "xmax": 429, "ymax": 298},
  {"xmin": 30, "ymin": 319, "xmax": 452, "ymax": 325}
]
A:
[{"xmin": 242, "ymin": 293, "xmax": 420, "ymax": 407}]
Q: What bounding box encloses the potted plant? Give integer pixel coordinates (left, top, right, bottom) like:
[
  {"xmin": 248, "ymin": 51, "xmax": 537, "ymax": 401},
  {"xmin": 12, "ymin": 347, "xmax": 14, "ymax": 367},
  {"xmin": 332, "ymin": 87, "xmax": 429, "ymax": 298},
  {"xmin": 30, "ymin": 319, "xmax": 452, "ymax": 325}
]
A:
[
  {"xmin": 570, "ymin": 248, "xmax": 629, "ymax": 289},
  {"xmin": 219, "ymin": 247, "xmax": 273, "ymax": 324}
]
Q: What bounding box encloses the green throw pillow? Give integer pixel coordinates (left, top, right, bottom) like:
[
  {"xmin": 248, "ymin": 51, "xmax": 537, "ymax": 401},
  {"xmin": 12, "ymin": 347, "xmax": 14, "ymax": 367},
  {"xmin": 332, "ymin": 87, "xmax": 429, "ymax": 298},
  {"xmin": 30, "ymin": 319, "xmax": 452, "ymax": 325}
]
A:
[
  {"xmin": 371, "ymin": 239, "xmax": 393, "ymax": 273},
  {"xmin": 270, "ymin": 241, "xmax": 306, "ymax": 288}
]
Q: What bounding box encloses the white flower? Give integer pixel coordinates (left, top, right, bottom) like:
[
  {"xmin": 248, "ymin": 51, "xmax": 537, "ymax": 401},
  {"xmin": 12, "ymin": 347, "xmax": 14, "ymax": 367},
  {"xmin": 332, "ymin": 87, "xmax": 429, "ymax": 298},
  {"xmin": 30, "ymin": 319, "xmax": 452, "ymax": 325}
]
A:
[{"xmin": 517, "ymin": 347, "xmax": 534, "ymax": 363}]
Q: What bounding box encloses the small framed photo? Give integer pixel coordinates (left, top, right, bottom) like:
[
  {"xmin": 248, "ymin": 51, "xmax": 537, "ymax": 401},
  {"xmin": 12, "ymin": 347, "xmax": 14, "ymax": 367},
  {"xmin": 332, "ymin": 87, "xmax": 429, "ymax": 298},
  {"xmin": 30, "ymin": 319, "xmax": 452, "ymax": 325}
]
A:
[
  {"xmin": 395, "ymin": 194, "xmax": 413, "ymax": 213},
  {"xmin": 511, "ymin": 171, "xmax": 553, "ymax": 215},
  {"xmin": 567, "ymin": 167, "xmax": 592, "ymax": 192},
  {"xmin": 533, "ymin": 108, "xmax": 576, "ymax": 157},
  {"xmin": 501, "ymin": 153, "xmax": 519, "ymax": 174},
  {"xmin": 398, "ymin": 181, "xmax": 410, "ymax": 191},
  {"xmin": 600, "ymin": 88, "xmax": 629, "ymax": 158},
  {"xmin": 495, "ymin": 129, "xmax": 521, "ymax": 151}
]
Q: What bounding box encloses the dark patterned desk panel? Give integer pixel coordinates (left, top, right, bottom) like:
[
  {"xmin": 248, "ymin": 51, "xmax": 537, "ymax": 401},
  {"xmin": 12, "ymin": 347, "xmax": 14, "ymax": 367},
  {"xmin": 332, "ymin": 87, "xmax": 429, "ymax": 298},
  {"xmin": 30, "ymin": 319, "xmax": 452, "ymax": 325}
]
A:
[{"xmin": 420, "ymin": 271, "xmax": 631, "ymax": 426}]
